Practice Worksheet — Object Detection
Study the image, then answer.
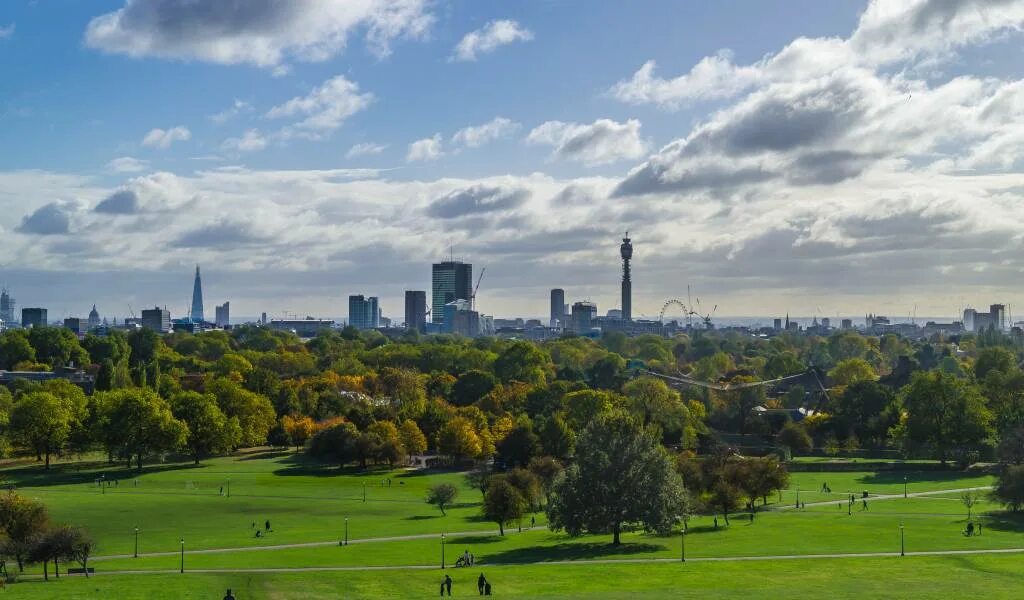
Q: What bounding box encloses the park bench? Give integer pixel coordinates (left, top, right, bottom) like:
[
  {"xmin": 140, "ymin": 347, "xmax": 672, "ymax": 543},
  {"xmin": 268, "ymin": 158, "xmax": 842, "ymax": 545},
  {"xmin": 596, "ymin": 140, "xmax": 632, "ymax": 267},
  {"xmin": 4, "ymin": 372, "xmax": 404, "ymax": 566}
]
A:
[{"xmin": 67, "ymin": 567, "xmax": 95, "ymax": 575}]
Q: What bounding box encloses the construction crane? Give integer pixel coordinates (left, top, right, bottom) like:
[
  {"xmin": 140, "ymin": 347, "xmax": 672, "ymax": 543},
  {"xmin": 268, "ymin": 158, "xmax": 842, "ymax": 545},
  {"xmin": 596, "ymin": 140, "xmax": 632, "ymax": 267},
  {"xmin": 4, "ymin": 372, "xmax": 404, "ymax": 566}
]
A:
[{"xmin": 471, "ymin": 267, "xmax": 486, "ymax": 311}]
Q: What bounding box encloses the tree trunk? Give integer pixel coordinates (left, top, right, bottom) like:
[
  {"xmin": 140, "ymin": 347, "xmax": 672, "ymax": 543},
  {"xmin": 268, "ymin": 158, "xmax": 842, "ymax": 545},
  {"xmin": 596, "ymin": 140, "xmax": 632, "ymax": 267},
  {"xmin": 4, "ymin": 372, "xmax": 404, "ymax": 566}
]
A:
[
  {"xmin": 724, "ymin": 510, "xmax": 730, "ymax": 525},
  {"xmin": 82, "ymin": 558, "xmax": 90, "ymax": 578},
  {"xmin": 45, "ymin": 451, "xmax": 51, "ymax": 470},
  {"xmin": 137, "ymin": 453, "xmax": 144, "ymax": 472},
  {"xmin": 498, "ymin": 522, "xmax": 504, "ymax": 536},
  {"xmin": 42, "ymin": 560, "xmax": 48, "ymax": 581},
  {"xmin": 54, "ymin": 557, "xmax": 59, "ymax": 578},
  {"xmin": 612, "ymin": 522, "xmax": 621, "ymax": 545},
  {"xmin": 16, "ymin": 555, "xmax": 24, "ymax": 572}
]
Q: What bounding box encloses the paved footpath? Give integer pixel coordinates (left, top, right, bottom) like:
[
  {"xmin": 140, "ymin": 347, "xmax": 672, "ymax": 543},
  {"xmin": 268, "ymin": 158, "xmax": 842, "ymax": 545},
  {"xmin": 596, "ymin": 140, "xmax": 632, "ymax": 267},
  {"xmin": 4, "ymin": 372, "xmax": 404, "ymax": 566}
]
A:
[
  {"xmin": 71, "ymin": 546, "xmax": 1024, "ymax": 577},
  {"xmin": 772, "ymin": 486, "xmax": 992, "ymax": 510}
]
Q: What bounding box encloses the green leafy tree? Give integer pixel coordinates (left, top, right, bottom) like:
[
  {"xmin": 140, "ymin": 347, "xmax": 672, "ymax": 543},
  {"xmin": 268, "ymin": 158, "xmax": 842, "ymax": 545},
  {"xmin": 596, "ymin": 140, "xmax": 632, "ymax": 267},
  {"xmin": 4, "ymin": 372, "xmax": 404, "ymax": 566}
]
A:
[
  {"xmin": 991, "ymin": 465, "xmax": 1024, "ymax": 512},
  {"xmin": 505, "ymin": 467, "xmax": 544, "ymax": 512},
  {"xmin": 27, "ymin": 327, "xmax": 90, "ymax": 368},
  {"xmin": 171, "ymin": 391, "xmax": 240, "ymax": 464},
  {"xmin": 437, "ymin": 416, "xmax": 483, "ymax": 461},
  {"xmin": 494, "ymin": 342, "xmax": 550, "ymax": 385},
  {"xmin": 495, "ymin": 417, "xmax": 540, "ymax": 468},
  {"xmin": 547, "ymin": 412, "xmax": 686, "ymax": 544},
  {"xmin": 452, "ymin": 369, "xmax": 497, "ymax": 407},
  {"xmin": 426, "ymin": 483, "xmax": 459, "ymax": 516},
  {"xmin": 974, "ymin": 347, "xmax": 1016, "ymax": 381},
  {"xmin": 539, "ymin": 414, "xmax": 576, "ymax": 459},
  {"xmin": 587, "ymin": 354, "xmax": 627, "ymax": 390},
  {"xmin": 0, "ymin": 491, "xmax": 49, "ymax": 572},
  {"xmin": 0, "ymin": 330, "xmax": 36, "ymax": 369},
  {"xmin": 902, "ymin": 371, "xmax": 994, "ymax": 465},
  {"xmin": 832, "ymin": 380, "xmax": 898, "ymax": 446},
  {"xmin": 528, "ymin": 455, "xmax": 564, "ymax": 504},
  {"xmin": 399, "ymin": 419, "xmax": 428, "ymax": 456},
  {"xmin": 307, "ymin": 421, "xmax": 359, "ymax": 468},
  {"xmin": 96, "ymin": 388, "xmax": 187, "ymax": 471},
  {"xmin": 828, "ymin": 358, "xmax": 877, "ymax": 387},
  {"xmin": 10, "ymin": 390, "xmax": 86, "ymax": 469},
  {"xmin": 483, "ymin": 475, "xmax": 526, "ymax": 536},
  {"xmin": 207, "ymin": 378, "xmax": 276, "ymax": 447}
]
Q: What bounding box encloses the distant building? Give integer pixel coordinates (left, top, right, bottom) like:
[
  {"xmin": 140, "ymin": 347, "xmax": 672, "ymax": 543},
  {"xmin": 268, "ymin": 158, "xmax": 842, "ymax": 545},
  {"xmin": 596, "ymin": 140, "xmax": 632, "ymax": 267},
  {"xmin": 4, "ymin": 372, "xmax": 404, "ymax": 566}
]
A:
[
  {"xmin": 821, "ymin": 317, "xmax": 831, "ymax": 329},
  {"xmin": 494, "ymin": 318, "xmax": 525, "ymax": 329},
  {"xmin": 773, "ymin": 318, "xmax": 782, "ymax": 331},
  {"xmin": 442, "ymin": 299, "xmax": 479, "ymax": 337},
  {"xmin": 261, "ymin": 312, "xmax": 268, "ymax": 325},
  {"xmin": 432, "ymin": 261, "xmax": 472, "ymax": 327},
  {"xmin": 620, "ymin": 233, "xmax": 633, "ymax": 322},
  {"xmin": 404, "ymin": 290, "xmax": 427, "ymax": 332},
  {"xmin": 963, "ymin": 308, "xmax": 977, "ymax": 332},
  {"xmin": 190, "ymin": 265, "xmax": 204, "ymax": 322},
  {"xmin": 21, "ymin": 307, "xmax": 47, "ymax": 329},
  {"xmin": 990, "ymin": 304, "xmax": 1007, "ymax": 331},
  {"xmin": 0, "ymin": 366, "xmax": 95, "ymax": 395},
  {"xmin": 606, "ymin": 309, "xmax": 623, "ymax": 320},
  {"xmin": 841, "ymin": 318, "xmax": 853, "ymax": 330},
  {"xmin": 550, "ymin": 289, "xmax": 565, "ymax": 328},
  {"xmin": 570, "ymin": 301, "xmax": 597, "ymax": 334},
  {"xmin": 87, "ymin": 304, "xmax": 101, "ymax": 331},
  {"xmin": 63, "ymin": 317, "xmax": 86, "ymax": 336},
  {"xmin": 215, "ymin": 302, "xmax": 230, "ymax": 328},
  {"xmin": 0, "ymin": 288, "xmax": 15, "ymax": 326},
  {"xmin": 348, "ymin": 295, "xmax": 379, "ymax": 329},
  {"xmin": 141, "ymin": 307, "xmax": 171, "ymax": 333},
  {"xmin": 269, "ymin": 318, "xmax": 335, "ymax": 337}
]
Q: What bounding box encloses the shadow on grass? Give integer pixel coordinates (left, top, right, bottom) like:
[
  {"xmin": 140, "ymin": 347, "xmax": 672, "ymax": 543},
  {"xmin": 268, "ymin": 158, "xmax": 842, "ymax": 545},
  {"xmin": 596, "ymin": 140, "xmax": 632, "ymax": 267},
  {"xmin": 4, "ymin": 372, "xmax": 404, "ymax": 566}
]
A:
[
  {"xmin": 480, "ymin": 541, "xmax": 666, "ymax": 564},
  {"xmin": 979, "ymin": 511, "xmax": 1024, "ymax": 533},
  {"xmin": 1, "ymin": 460, "xmax": 203, "ymax": 488},
  {"xmin": 404, "ymin": 515, "xmax": 439, "ymax": 521},
  {"xmin": 447, "ymin": 534, "xmax": 505, "ymax": 545},
  {"xmin": 860, "ymin": 470, "xmax": 988, "ymax": 487},
  {"xmin": 238, "ymin": 449, "xmax": 296, "ymax": 462}
]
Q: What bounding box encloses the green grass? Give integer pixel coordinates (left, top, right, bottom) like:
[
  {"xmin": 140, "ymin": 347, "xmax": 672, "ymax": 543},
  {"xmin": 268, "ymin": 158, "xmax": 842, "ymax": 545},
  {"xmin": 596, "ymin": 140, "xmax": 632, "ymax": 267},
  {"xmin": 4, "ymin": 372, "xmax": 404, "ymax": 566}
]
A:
[
  {"xmin": 1, "ymin": 450, "xmax": 1020, "ymax": 597},
  {"xmin": 5, "ymin": 555, "xmax": 1024, "ymax": 599}
]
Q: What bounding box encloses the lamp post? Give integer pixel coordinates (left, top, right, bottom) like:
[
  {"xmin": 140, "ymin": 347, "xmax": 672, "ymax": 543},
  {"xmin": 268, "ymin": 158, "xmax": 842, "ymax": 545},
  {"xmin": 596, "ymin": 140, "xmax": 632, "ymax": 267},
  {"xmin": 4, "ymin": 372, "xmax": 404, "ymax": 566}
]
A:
[
  {"xmin": 681, "ymin": 525, "xmax": 686, "ymax": 563},
  {"xmin": 795, "ymin": 486, "xmax": 800, "ymax": 508},
  {"xmin": 441, "ymin": 533, "xmax": 446, "ymax": 569},
  {"xmin": 180, "ymin": 538, "xmax": 185, "ymax": 573},
  {"xmin": 904, "ymin": 476, "xmax": 908, "ymax": 499},
  {"xmin": 344, "ymin": 517, "xmax": 349, "ymax": 546},
  {"xmin": 134, "ymin": 527, "xmax": 139, "ymax": 558},
  {"xmin": 363, "ymin": 482, "xmax": 366, "ymax": 503},
  {"xmin": 899, "ymin": 522, "xmax": 905, "ymax": 557},
  {"xmin": 227, "ymin": 477, "xmax": 231, "ymax": 498}
]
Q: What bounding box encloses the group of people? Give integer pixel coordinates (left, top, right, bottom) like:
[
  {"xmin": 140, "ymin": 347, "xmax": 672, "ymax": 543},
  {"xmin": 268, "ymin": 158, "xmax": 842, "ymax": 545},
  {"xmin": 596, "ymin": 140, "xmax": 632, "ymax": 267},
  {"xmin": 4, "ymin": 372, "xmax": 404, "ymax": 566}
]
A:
[
  {"xmin": 251, "ymin": 520, "xmax": 272, "ymax": 538},
  {"xmin": 964, "ymin": 521, "xmax": 982, "ymax": 536},
  {"xmin": 438, "ymin": 573, "xmax": 493, "ymax": 596},
  {"xmin": 455, "ymin": 549, "xmax": 475, "ymax": 567}
]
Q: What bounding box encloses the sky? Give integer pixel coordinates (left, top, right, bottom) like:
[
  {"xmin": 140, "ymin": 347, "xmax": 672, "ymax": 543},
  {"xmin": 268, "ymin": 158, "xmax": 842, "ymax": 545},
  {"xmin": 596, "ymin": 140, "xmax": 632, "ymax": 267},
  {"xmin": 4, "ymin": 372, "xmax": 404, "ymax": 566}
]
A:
[{"xmin": 2, "ymin": 1, "xmax": 1024, "ymax": 323}]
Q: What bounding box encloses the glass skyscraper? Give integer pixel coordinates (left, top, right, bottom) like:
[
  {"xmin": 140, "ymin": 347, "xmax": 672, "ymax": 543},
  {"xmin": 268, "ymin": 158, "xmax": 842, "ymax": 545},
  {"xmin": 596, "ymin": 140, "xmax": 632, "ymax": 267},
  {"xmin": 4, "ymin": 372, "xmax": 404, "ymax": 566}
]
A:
[{"xmin": 431, "ymin": 261, "xmax": 472, "ymax": 326}]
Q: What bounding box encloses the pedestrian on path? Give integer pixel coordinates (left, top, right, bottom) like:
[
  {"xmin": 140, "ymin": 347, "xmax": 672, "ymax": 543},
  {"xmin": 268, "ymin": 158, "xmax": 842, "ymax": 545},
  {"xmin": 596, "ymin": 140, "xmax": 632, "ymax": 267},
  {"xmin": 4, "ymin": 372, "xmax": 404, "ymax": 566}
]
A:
[{"xmin": 478, "ymin": 573, "xmax": 487, "ymax": 595}]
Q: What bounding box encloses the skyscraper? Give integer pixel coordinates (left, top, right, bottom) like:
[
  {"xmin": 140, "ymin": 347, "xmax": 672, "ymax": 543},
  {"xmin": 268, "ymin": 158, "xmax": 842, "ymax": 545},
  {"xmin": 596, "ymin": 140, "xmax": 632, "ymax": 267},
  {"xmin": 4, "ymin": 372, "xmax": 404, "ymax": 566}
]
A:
[
  {"xmin": 0, "ymin": 288, "xmax": 15, "ymax": 326},
  {"xmin": 215, "ymin": 302, "xmax": 230, "ymax": 328},
  {"xmin": 349, "ymin": 295, "xmax": 379, "ymax": 329},
  {"xmin": 405, "ymin": 290, "xmax": 427, "ymax": 332},
  {"xmin": 190, "ymin": 265, "xmax": 204, "ymax": 322},
  {"xmin": 141, "ymin": 306, "xmax": 171, "ymax": 333},
  {"xmin": 550, "ymin": 289, "xmax": 565, "ymax": 328},
  {"xmin": 21, "ymin": 307, "xmax": 47, "ymax": 328},
  {"xmin": 620, "ymin": 233, "xmax": 633, "ymax": 322},
  {"xmin": 432, "ymin": 261, "xmax": 472, "ymax": 326}
]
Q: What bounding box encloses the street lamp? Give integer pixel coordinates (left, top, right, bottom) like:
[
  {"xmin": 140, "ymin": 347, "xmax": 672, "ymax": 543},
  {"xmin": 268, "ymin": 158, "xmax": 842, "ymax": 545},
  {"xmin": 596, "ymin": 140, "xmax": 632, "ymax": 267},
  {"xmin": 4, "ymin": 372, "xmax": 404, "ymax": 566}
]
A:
[
  {"xmin": 134, "ymin": 527, "xmax": 139, "ymax": 558},
  {"xmin": 227, "ymin": 477, "xmax": 231, "ymax": 498},
  {"xmin": 904, "ymin": 476, "xmax": 908, "ymax": 499},
  {"xmin": 899, "ymin": 522, "xmax": 905, "ymax": 557},
  {"xmin": 180, "ymin": 538, "xmax": 185, "ymax": 573},
  {"xmin": 363, "ymin": 482, "xmax": 366, "ymax": 503},
  {"xmin": 681, "ymin": 524, "xmax": 686, "ymax": 563},
  {"xmin": 344, "ymin": 517, "xmax": 349, "ymax": 546},
  {"xmin": 795, "ymin": 485, "xmax": 800, "ymax": 508},
  {"xmin": 441, "ymin": 533, "xmax": 446, "ymax": 569}
]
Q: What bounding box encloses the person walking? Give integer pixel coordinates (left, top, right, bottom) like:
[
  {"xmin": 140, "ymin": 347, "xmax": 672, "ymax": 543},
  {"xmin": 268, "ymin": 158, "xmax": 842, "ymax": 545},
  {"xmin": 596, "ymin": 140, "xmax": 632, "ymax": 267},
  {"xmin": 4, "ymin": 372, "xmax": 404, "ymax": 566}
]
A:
[
  {"xmin": 531, "ymin": 515, "xmax": 536, "ymax": 529},
  {"xmin": 478, "ymin": 573, "xmax": 487, "ymax": 595},
  {"xmin": 444, "ymin": 574, "xmax": 453, "ymax": 596},
  {"xmin": 223, "ymin": 589, "xmax": 236, "ymax": 600},
  {"xmin": 265, "ymin": 519, "xmax": 271, "ymax": 532}
]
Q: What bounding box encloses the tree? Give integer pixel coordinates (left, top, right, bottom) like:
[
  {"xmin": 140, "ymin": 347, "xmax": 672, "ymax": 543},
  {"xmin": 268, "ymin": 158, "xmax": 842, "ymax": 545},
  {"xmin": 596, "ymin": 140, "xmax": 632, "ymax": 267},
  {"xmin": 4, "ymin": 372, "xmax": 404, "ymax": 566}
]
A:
[
  {"xmin": 426, "ymin": 483, "xmax": 459, "ymax": 516},
  {"xmin": 547, "ymin": 412, "xmax": 686, "ymax": 545},
  {"xmin": 528, "ymin": 456, "xmax": 564, "ymax": 504},
  {"xmin": 399, "ymin": 419, "xmax": 428, "ymax": 456},
  {"xmin": 495, "ymin": 418, "xmax": 540, "ymax": 468},
  {"xmin": 96, "ymin": 388, "xmax": 187, "ymax": 471},
  {"xmin": 776, "ymin": 422, "xmax": 812, "ymax": 453},
  {"xmin": 998, "ymin": 426, "xmax": 1024, "ymax": 465},
  {"xmin": 961, "ymin": 490, "xmax": 980, "ymax": 520},
  {"xmin": 10, "ymin": 390, "xmax": 87, "ymax": 469},
  {"xmin": 974, "ymin": 347, "xmax": 1016, "ymax": 381},
  {"xmin": 832, "ymin": 380, "xmax": 898, "ymax": 446},
  {"xmin": 539, "ymin": 414, "xmax": 576, "ymax": 459},
  {"xmin": 437, "ymin": 416, "xmax": 483, "ymax": 461},
  {"xmin": 740, "ymin": 456, "xmax": 790, "ymax": 507},
  {"xmin": 505, "ymin": 468, "xmax": 543, "ymax": 512},
  {"xmin": 66, "ymin": 527, "xmax": 94, "ymax": 578},
  {"xmin": 991, "ymin": 465, "xmax": 1024, "ymax": 512},
  {"xmin": 586, "ymin": 354, "xmax": 627, "ymax": 390},
  {"xmin": 126, "ymin": 328, "xmax": 161, "ymax": 366},
  {"xmin": 902, "ymin": 371, "xmax": 994, "ymax": 465},
  {"xmin": 171, "ymin": 391, "xmax": 240, "ymax": 464},
  {"xmin": 281, "ymin": 414, "xmax": 317, "ymax": 449},
  {"xmin": 0, "ymin": 491, "xmax": 49, "ymax": 572},
  {"xmin": 828, "ymin": 358, "xmax": 877, "ymax": 388},
  {"xmin": 26, "ymin": 327, "xmax": 90, "ymax": 368},
  {"xmin": 377, "ymin": 368, "xmax": 427, "ymax": 420},
  {"xmin": 483, "ymin": 476, "xmax": 526, "ymax": 536},
  {"xmin": 622, "ymin": 377, "xmax": 689, "ymax": 433},
  {"xmin": 207, "ymin": 378, "xmax": 276, "ymax": 447},
  {"xmin": 452, "ymin": 370, "xmax": 496, "ymax": 407},
  {"xmin": 494, "ymin": 342, "xmax": 550, "ymax": 385},
  {"xmin": 708, "ymin": 477, "xmax": 743, "ymax": 525},
  {"xmin": 307, "ymin": 421, "xmax": 360, "ymax": 468},
  {"xmin": 367, "ymin": 421, "xmax": 406, "ymax": 466},
  {"xmin": 0, "ymin": 330, "xmax": 36, "ymax": 369}
]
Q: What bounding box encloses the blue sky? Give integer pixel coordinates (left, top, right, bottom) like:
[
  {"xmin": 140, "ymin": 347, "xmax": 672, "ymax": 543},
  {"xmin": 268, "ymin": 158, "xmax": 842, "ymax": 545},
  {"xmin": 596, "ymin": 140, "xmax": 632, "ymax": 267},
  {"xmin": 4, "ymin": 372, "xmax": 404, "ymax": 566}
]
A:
[{"xmin": 1, "ymin": 1, "xmax": 1024, "ymax": 323}]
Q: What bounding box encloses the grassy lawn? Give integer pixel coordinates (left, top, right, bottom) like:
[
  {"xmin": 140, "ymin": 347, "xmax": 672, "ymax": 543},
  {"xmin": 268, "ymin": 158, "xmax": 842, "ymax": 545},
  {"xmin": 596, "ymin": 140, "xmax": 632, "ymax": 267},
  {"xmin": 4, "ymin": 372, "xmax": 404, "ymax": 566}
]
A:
[{"xmin": 4, "ymin": 555, "xmax": 1024, "ymax": 599}]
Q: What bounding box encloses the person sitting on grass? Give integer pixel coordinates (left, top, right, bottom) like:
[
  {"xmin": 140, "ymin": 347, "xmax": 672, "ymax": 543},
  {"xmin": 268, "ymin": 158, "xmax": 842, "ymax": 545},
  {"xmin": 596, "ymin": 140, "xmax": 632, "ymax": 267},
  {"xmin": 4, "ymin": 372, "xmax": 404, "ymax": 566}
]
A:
[
  {"xmin": 224, "ymin": 589, "xmax": 236, "ymax": 600},
  {"xmin": 965, "ymin": 522, "xmax": 975, "ymax": 536}
]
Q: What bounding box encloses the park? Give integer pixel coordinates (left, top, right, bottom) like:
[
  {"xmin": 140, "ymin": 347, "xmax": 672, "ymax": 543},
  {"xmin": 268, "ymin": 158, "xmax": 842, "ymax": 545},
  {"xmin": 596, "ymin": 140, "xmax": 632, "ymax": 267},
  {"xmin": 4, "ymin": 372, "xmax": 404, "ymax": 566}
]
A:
[{"xmin": 0, "ymin": 325, "xmax": 1022, "ymax": 598}]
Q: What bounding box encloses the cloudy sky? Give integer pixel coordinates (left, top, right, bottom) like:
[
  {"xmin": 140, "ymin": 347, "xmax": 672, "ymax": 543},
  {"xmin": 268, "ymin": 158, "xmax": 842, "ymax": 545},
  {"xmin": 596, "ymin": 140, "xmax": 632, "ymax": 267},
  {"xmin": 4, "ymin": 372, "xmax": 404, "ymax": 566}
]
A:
[{"xmin": 2, "ymin": 1, "xmax": 1024, "ymax": 323}]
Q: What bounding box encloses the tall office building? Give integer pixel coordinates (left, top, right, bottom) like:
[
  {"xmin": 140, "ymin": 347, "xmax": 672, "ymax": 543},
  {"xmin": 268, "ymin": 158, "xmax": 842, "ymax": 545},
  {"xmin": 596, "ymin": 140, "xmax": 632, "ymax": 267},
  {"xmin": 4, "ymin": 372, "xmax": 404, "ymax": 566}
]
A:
[
  {"xmin": 432, "ymin": 261, "xmax": 472, "ymax": 326},
  {"xmin": 570, "ymin": 301, "xmax": 597, "ymax": 334},
  {"xmin": 990, "ymin": 304, "xmax": 1007, "ymax": 331},
  {"xmin": 405, "ymin": 290, "xmax": 427, "ymax": 332},
  {"xmin": 21, "ymin": 307, "xmax": 47, "ymax": 329},
  {"xmin": 550, "ymin": 289, "xmax": 565, "ymax": 328},
  {"xmin": 0, "ymin": 288, "xmax": 15, "ymax": 325},
  {"xmin": 620, "ymin": 233, "xmax": 633, "ymax": 322},
  {"xmin": 141, "ymin": 307, "xmax": 171, "ymax": 333},
  {"xmin": 215, "ymin": 302, "xmax": 230, "ymax": 328},
  {"xmin": 87, "ymin": 305, "xmax": 101, "ymax": 331},
  {"xmin": 190, "ymin": 265, "xmax": 204, "ymax": 322},
  {"xmin": 348, "ymin": 295, "xmax": 379, "ymax": 329}
]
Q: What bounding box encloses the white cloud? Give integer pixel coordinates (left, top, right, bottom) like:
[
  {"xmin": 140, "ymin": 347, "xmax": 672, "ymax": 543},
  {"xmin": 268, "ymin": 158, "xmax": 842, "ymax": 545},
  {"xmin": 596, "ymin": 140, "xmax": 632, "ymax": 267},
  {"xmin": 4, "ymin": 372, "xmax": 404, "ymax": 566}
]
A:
[
  {"xmin": 222, "ymin": 129, "xmax": 268, "ymax": 153},
  {"xmin": 210, "ymin": 99, "xmax": 253, "ymax": 124},
  {"xmin": 452, "ymin": 117, "xmax": 520, "ymax": 148},
  {"xmin": 407, "ymin": 134, "xmax": 443, "ymax": 162},
  {"xmin": 84, "ymin": 0, "xmax": 434, "ymax": 68},
  {"xmin": 0, "ymin": 23, "xmax": 14, "ymax": 39},
  {"xmin": 452, "ymin": 19, "xmax": 532, "ymax": 62},
  {"xmin": 106, "ymin": 156, "xmax": 150, "ymax": 173},
  {"xmin": 141, "ymin": 126, "xmax": 191, "ymax": 149},
  {"xmin": 527, "ymin": 118, "xmax": 648, "ymax": 166},
  {"xmin": 610, "ymin": 52, "xmax": 764, "ymax": 109},
  {"xmin": 266, "ymin": 75, "xmax": 373, "ymax": 139},
  {"xmin": 346, "ymin": 142, "xmax": 388, "ymax": 158}
]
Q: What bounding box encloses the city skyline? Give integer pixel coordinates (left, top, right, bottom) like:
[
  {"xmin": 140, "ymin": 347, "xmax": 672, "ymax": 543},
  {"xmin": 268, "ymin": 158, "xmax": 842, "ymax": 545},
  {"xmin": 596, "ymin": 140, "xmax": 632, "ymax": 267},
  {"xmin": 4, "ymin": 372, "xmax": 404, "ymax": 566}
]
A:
[{"xmin": 3, "ymin": 1, "xmax": 1024, "ymax": 319}]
